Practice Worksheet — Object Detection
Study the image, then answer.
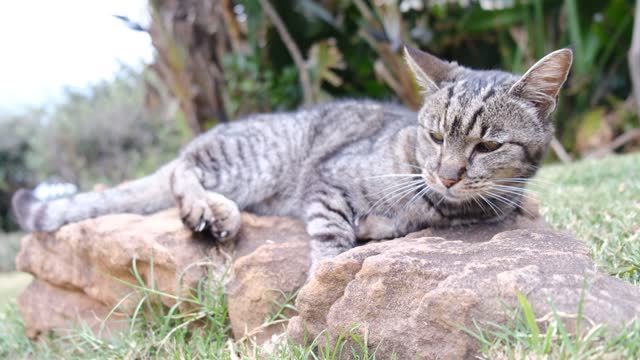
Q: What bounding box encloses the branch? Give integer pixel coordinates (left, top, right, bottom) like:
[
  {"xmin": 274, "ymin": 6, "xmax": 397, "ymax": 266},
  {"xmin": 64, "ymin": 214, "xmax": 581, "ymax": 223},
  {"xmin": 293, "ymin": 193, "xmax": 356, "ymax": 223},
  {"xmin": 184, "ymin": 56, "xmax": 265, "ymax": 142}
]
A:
[
  {"xmin": 258, "ymin": 0, "xmax": 314, "ymax": 105},
  {"xmin": 628, "ymin": 1, "xmax": 640, "ymax": 110},
  {"xmin": 550, "ymin": 137, "xmax": 572, "ymax": 163},
  {"xmin": 586, "ymin": 128, "xmax": 640, "ymax": 159}
]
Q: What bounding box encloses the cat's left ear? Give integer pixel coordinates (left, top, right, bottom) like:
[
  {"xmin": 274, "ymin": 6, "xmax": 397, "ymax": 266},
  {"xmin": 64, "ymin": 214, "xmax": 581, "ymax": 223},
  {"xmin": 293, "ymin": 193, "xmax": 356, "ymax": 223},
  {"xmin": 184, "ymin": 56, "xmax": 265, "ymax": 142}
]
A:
[
  {"xmin": 509, "ymin": 48, "xmax": 573, "ymax": 119},
  {"xmin": 404, "ymin": 45, "xmax": 459, "ymax": 94}
]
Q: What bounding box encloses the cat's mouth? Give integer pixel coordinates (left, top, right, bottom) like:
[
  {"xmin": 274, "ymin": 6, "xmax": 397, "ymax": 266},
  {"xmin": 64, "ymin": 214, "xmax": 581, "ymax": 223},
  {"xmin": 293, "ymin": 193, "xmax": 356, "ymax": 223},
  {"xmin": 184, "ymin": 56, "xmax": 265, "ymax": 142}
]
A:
[
  {"xmin": 422, "ymin": 172, "xmax": 473, "ymax": 202},
  {"xmin": 438, "ymin": 187, "xmax": 475, "ymax": 203},
  {"xmin": 423, "ymin": 172, "xmax": 507, "ymax": 204}
]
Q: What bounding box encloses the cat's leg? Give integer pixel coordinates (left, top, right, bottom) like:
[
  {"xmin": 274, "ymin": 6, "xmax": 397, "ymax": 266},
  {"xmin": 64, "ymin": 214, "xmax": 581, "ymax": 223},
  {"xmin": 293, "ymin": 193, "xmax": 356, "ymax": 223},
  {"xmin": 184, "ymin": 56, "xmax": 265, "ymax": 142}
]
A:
[
  {"xmin": 169, "ymin": 122, "xmax": 291, "ymax": 241},
  {"xmin": 303, "ymin": 185, "xmax": 357, "ymax": 275},
  {"xmin": 170, "ymin": 158, "xmax": 241, "ymax": 242}
]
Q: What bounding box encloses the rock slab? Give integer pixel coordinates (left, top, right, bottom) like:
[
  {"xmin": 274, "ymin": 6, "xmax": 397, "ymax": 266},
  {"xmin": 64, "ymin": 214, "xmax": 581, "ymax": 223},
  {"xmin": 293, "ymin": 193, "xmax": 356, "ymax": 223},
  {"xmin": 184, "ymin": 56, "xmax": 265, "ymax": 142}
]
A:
[
  {"xmin": 15, "ymin": 204, "xmax": 640, "ymax": 359},
  {"xmin": 288, "ymin": 227, "xmax": 640, "ymax": 359},
  {"xmin": 15, "ymin": 209, "xmax": 310, "ymax": 340}
]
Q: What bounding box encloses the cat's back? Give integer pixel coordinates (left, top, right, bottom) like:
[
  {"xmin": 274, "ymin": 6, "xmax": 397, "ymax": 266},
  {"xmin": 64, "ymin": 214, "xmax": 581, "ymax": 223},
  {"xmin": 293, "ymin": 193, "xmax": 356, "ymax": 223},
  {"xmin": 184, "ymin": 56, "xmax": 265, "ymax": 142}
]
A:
[
  {"xmin": 305, "ymin": 99, "xmax": 414, "ymax": 127},
  {"xmin": 302, "ymin": 99, "xmax": 415, "ymax": 150},
  {"xmin": 193, "ymin": 99, "xmax": 414, "ymax": 166}
]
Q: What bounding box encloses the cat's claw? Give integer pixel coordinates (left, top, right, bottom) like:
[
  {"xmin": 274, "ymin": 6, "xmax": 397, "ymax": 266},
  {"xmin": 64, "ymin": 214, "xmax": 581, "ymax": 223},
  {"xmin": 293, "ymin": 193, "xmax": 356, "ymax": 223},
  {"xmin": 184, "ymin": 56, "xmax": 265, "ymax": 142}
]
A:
[
  {"xmin": 179, "ymin": 192, "xmax": 241, "ymax": 242},
  {"xmin": 195, "ymin": 219, "xmax": 207, "ymax": 232}
]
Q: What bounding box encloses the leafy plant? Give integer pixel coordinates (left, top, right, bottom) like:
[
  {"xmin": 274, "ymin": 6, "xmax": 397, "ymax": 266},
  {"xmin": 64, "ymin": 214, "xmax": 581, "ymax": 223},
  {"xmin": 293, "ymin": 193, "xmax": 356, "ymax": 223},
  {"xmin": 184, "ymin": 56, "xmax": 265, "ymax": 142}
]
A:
[
  {"xmin": 167, "ymin": 0, "xmax": 638, "ymax": 156},
  {"xmin": 462, "ymin": 287, "xmax": 640, "ymax": 359}
]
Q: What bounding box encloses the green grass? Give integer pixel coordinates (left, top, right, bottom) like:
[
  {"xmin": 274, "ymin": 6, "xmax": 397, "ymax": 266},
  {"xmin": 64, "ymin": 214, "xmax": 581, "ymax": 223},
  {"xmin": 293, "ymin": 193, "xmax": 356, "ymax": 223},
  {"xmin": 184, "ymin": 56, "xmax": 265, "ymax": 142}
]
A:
[
  {"xmin": 537, "ymin": 153, "xmax": 640, "ymax": 283},
  {"xmin": 464, "ymin": 289, "xmax": 640, "ymax": 359},
  {"xmin": 0, "ymin": 153, "xmax": 638, "ymax": 359},
  {"xmin": 0, "ymin": 272, "xmax": 31, "ymax": 309},
  {"xmin": 0, "ymin": 232, "xmax": 23, "ymax": 272}
]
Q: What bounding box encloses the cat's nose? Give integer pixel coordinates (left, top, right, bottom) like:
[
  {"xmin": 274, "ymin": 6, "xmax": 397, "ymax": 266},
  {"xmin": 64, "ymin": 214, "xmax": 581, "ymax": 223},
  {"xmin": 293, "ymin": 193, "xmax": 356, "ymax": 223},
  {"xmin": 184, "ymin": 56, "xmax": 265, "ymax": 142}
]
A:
[
  {"xmin": 439, "ymin": 177, "xmax": 459, "ymax": 188},
  {"xmin": 438, "ymin": 161, "xmax": 465, "ymax": 188}
]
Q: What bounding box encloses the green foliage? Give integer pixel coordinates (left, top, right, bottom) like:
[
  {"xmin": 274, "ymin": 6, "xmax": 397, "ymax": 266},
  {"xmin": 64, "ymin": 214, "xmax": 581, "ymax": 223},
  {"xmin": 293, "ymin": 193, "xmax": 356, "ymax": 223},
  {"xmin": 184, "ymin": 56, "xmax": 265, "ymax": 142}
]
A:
[
  {"xmin": 463, "ymin": 290, "xmax": 640, "ymax": 359},
  {"xmin": 0, "ymin": 66, "xmax": 187, "ymax": 231},
  {"xmin": 224, "ymin": 0, "xmax": 637, "ymax": 156},
  {"xmin": 26, "ymin": 67, "xmax": 186, "ymax": 188},
  {"xmin": 0, "ymin": 110, "xmax": 47, "ymax": 230},
  {"xmin": 223, "ymin": 51, "xmax": 301, "ymax": 118}
]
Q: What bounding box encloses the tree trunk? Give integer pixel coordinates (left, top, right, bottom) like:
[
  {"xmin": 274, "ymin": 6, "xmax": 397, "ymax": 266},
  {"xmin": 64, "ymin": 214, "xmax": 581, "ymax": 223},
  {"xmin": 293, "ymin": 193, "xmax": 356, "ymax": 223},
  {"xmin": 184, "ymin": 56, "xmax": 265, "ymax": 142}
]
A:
[{"xmin": 147, "ymin": 0, "xmax": 239, "ymax": 135}]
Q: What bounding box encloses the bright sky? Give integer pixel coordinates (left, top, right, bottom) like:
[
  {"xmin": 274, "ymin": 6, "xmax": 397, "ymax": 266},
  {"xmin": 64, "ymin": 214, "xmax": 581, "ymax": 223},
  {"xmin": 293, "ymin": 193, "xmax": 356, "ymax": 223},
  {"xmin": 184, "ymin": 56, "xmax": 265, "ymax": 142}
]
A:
[{"xmin": 0, "ymin": 0, "xmax": 153, "ymax": 112}]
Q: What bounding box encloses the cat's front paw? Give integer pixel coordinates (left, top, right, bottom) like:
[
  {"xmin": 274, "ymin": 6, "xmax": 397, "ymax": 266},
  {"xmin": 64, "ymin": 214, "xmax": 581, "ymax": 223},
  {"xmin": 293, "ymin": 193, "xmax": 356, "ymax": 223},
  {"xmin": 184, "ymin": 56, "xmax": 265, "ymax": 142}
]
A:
[{"xmin": 180, "ymin": 192, "xmax": 241, "ymax": 242}]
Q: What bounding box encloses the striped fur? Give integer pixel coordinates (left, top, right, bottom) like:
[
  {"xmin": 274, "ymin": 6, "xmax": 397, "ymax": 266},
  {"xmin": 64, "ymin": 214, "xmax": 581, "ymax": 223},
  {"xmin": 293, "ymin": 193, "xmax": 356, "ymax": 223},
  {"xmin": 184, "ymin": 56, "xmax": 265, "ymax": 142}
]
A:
[{"xmin": 12, "ymin": 47, "xmax": 572, "ymax": 273}]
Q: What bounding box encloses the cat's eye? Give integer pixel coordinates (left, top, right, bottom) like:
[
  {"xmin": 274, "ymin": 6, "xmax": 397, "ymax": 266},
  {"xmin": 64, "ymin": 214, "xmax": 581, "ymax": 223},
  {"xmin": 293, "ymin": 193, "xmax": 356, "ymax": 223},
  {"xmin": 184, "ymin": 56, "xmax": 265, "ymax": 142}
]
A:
[
  {"xmin": 430, "ymin": 132, "xmax": 444, "ymax": 144},
  {"xmin": 476, "ymin": 141, "xmax": 502, "ymax": 153}
]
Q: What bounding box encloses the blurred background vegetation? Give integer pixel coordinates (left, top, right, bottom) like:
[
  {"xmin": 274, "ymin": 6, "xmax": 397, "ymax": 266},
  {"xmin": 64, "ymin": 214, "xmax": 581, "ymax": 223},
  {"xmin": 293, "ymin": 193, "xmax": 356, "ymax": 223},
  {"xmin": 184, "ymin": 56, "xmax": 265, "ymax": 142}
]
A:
[{"xmin": 1, "ymin": 0, "xmax": 639, "ymax": 232}]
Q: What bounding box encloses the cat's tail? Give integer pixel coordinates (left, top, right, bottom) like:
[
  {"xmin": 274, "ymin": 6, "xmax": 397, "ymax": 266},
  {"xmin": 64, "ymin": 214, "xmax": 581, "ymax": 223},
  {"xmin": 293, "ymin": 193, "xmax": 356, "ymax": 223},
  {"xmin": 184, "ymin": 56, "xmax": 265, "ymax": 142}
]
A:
[{"xmin": 12, "ymin": 161, "xmax": 178, "ymax": 232}]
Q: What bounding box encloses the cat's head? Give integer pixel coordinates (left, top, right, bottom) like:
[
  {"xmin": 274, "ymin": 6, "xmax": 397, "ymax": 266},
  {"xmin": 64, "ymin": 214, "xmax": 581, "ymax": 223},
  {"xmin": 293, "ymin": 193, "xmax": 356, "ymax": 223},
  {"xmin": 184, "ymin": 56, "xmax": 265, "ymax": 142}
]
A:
[{"xmin": 404, "ymin": 46, "xmax": 572, "ymax": 203}]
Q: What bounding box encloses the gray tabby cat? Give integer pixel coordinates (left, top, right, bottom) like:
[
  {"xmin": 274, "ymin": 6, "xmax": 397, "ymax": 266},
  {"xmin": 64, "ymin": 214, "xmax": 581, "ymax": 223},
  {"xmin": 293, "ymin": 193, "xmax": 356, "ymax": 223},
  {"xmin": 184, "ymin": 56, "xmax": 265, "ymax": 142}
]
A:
[{"xmin": 12, "ymin": 46, "xmax": 572, "ymax": 273}]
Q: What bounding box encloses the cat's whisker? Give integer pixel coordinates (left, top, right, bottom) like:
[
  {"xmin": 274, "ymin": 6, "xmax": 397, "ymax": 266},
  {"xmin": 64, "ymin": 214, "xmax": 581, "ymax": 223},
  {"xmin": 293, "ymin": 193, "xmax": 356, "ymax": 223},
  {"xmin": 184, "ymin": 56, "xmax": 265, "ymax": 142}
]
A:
[
  {"xmin": 368, "ymin": 179, "xmax": 424, "ymax": 197},
  {"xmin": 399, "ymin": 184, "xmax": 425, "ymax": 213},
  {"xmin": 484, "ymin": 190, "xmax": 534, "ymax": 217},
  {"xmin": 368, "ymin": 183, "xmax": 420, "ymax": 213},
  {"xmin": 383, "ymin": 185, "xmax": 426, "ymax": 216},
  {"xmin": 493, "ymin": 179, "xmax": 535, "ymax": 185},
  {"xmin": 495, "ymin": 177, "xmax": 552, "ymax": 186},
  {"xmin": 492, "ymin": 181, "xmax": 547, "ymax": 192},
  {"xmin": 491, "ymin": 184, "xmax": 539, "ymax": 198},
  {"xmin": 478, "ymin": 193, "xmax": 503, "ymax": 218},
  {"xmin": 368, "ymin": 180, "xmax": 424, "ymax": 214},
  {"xmin": 471, "ymin": 196, "xmax": 488, "ymax": 215},
  {"xmin": 491, "ymin": 183, "xmax": 532, "ymax": 191},
  {"xmin": 383, "ymin": 185, "xmax": 425, "ymax": 215},
  {"xmin": 362, "ymin": 174, "xmax": 423, "ymax": 180},
  {"xmin": 491, "ymin": 189, "xmax": 538, "ymax": 203},
  {"xmin": 403, "ymin": 185, "xmax": 432, "ymax": 211},
  {"xmin": 485, "ymin": 191, "xmax": 518, "ymax": 209}
]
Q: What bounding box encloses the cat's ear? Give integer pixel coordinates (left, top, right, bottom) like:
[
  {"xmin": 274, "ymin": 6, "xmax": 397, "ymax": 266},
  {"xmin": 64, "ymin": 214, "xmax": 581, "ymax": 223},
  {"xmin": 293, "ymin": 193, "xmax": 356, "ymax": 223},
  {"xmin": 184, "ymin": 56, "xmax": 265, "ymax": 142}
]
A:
[
  {"xmin": 509, "ymin": 48, "xmax": 573, "ymax": 118},
  {"xmin": 404, "ymin": 45, "xmax": 458, "ymax": 94}
]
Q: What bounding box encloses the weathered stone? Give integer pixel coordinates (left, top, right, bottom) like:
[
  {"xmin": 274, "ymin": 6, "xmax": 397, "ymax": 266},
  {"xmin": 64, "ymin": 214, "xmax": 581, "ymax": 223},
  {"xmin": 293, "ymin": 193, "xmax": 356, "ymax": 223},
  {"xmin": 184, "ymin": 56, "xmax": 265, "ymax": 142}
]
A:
[
  {"xmin": 226, "ymin": 212, "xmax": 310, "ymax": 342},
  {"xmin": 227, "ymin": 241, "xmax": 309, "ymax": 343},
  {"xmin": 288, "ymin": 227, "xmax": 640, "ymax": 359},
  {"xmin": 17, "ymin": 279, "xmax": 127, "ymax": 339},
  {"xmin": 16, "ymin": 209, "xmax": 310, "ymax": 340},
  {"xmin": 16, "ymin": 200, "xmax": 640, "ymax": 359}
]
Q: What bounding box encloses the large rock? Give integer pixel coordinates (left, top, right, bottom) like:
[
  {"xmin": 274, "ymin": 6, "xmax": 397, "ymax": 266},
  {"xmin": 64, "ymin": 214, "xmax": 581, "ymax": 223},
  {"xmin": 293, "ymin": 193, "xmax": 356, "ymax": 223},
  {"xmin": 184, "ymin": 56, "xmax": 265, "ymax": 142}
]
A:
[
  {"xmin": 226, "ymin": 217, "xmax": 310, "ymax": 342},
  {"xmin": 16, "ymin": 209, "xmax": 310, "ymax": 340},
  {"xmin": 287, "ymin": 224, "xmax": 640, "ymax": 359},
  {"xmin": 15, "ymin": 202, "xmax": 640, "ymax": 359},
  {"xmin": 18, "ymin": 279, "xmax": 127, "ymax": 339}
]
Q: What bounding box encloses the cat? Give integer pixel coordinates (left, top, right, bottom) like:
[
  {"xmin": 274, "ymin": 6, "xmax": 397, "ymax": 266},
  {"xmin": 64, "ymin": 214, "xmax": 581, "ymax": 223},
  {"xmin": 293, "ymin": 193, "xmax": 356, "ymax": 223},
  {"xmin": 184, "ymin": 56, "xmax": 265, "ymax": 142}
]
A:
[{"xmin": 12, "ymin": 46, "xmax": 573, "ymax": 274}]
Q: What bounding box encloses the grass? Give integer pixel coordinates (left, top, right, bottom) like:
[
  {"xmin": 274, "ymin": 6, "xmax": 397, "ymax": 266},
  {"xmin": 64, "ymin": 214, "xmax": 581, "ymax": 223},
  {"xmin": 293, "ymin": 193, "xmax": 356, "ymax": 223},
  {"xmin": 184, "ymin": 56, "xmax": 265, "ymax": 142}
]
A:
[
  {"xmin": 464, "ymin": 289, "xmax": 640, "ymax": 359},
  {"xmin": 536, "ymin": 153, "xmax": 640, "ymax": 283},
  {"xmin": 0, "ymin": 259, "xmax": 375, "ymax": 359},
  {"xmin": 0, "ymin": 232, "xmax": 23, "ymax": 272},
  {"xmin": 0, "ymin": 272, "xmax": 31, "ymax": 309},
  {"xmin": 0, "ymin": 153, "xmax": 638, "ymax": 358}
]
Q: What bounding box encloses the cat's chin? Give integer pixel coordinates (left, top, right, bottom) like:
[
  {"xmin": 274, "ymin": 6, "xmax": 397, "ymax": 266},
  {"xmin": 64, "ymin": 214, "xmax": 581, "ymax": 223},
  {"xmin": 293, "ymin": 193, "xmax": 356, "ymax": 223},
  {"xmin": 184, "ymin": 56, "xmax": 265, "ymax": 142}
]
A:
[
  {"xmin": 434, "ymin": 189, "xmax": 465, "ymax": 203},
  {"xmin": 435, "ymin": 189, "xmax": 477, "ymax": 204}
]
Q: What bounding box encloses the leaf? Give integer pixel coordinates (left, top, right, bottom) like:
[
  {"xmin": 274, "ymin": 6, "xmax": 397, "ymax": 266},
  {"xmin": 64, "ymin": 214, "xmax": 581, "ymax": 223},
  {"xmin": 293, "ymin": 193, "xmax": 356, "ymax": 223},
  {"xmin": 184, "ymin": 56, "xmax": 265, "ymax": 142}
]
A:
[{"xmin": 515, "ymin": 290, "xmax": 541, "ymax": 351}]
